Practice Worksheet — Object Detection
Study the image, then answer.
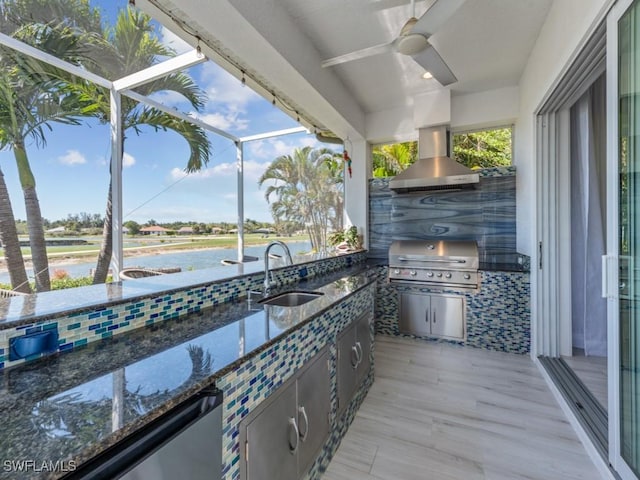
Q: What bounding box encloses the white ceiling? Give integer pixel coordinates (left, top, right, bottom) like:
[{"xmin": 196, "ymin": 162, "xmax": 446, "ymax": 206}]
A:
[
  {"xmin": 278, "ymin": 0, "xmax": 553, "ymax": 113},
  {"xmin": 143, "ymin": 0, "xmax": 554, "ymax": 139}
]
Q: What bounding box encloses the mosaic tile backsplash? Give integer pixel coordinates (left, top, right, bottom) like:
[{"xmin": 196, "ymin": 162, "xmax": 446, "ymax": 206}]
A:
[
  {"xmin": 0, "ymin": 252, "xmax": 367, "ymax": 371},
  {"xmin": 369, "ymin": 166, "xmax": 517, "ymax": 266},
  {"xmin": 217, "ymin": 284, "xmax": 375, "ymax": 480},
  {"xmin": 374, "ymin": 266, "xmax": 530, "ymax": 354}
]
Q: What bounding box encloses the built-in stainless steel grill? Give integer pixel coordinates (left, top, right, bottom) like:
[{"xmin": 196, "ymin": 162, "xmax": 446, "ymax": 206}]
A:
[{"xmin": 388, "ymin": 240, "xmax": 479, "ymax": 289}]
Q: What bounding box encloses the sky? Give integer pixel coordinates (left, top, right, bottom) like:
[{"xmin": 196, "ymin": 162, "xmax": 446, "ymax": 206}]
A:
[{"xmin": 0, "ymin": 0, "xmax": 335, "ymax": 225}]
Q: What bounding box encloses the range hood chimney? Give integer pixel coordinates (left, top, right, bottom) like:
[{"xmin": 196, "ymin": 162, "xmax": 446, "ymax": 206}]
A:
[{"xmin": 389, "ymin": 126, "xmax": 479, "ymax": 193}]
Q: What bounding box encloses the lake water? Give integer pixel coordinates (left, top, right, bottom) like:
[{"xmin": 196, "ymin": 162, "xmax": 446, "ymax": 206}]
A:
[{"xmin": 0, "ymin": 241, "xmax": 312, "ymax": 283}]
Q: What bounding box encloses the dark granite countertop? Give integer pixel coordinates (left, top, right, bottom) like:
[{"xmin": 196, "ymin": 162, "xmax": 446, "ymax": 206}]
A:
[
  {"xmin": 478, "ymin": 262, "xmax": 529, "ymax": 273},
  {"xmin": 0, "ymin": 266, "xmax": 375, "ymax": 480},
  {"xmin": 0, "ymin": 250, "xmax": 364, "ymax": 329}
]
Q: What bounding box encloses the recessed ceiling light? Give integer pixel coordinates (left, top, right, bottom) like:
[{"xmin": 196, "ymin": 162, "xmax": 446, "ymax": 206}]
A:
[{"xmin": 422, "ymin": 71, "xmax": 433, "ymax": 80}]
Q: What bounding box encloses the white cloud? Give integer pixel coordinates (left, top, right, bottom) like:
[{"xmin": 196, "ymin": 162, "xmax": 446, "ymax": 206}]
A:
[
  {"xmin": 245, "ymin": 136, "xmax": 319, "ymax": 162},
  {"xmin": 201, "ymin": 62, "xmax": 261, "ymax": 111},
  {"xmin": 148, "ymin": 90, "xmax": 191, "ymax": 108},
  {"xmin": 58, "ymin": 150, "xmax": 86, "ymax": 166},
  {"xmin": 192, "ymin": 111, "xmax": 249, "ymax": 132},
  {"xmin": 169, "ymin": 159, "xmax": 268, "ymax": 183},
  {"xmin": 189, "ymin": 63, "xmax": 262, "ymax": 134},
  {"xmin": 123, "ymin": 153, "xmax": 136, "ymax": 168},
  {"xmin": 158, "ymin": 26, "xmax": 193, "ymax": 55}
]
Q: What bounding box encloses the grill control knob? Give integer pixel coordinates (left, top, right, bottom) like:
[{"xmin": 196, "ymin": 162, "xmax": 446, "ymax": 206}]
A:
[
  {"xmin": 394, "ymin": 269, "xmax": 400, "ymax": 274},
  {"xmin": 436, "ymin": 273, "xmax": 443, "ymax": 278},
  {"xmin": 427, "ymin": 272, "xmax": 434, "ymax": 278},
  {"xmin": 410, "ymin": 270, "xmax": 417, "ymax": 276},
  {"xmin": 464, "ymin": 274, "xmax": 471, "ymax": 280},
  {"xmin": 445, "ymin": 273, "xmax": 452, "ymax": 279}
]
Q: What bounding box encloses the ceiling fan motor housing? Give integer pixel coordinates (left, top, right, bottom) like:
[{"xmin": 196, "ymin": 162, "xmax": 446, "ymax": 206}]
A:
[{"xmin": 396, "ymin": 34, "xmax": 429, "ymax": 56}]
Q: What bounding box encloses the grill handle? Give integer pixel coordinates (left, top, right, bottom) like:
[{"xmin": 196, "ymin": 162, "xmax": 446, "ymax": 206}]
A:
[{"xmin": 395, "ymin": 257, "xmax": 467, "ymax": 264}]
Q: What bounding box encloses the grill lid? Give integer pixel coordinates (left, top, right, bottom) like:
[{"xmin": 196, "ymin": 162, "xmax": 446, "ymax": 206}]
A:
[{"xmin": 389, "ymin": 240, "xmax": 479, "ymax": 269}]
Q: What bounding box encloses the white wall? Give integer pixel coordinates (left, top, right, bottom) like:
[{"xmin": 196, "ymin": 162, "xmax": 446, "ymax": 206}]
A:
[
  {"xmin": 451, "ymin": 87, "xmax": 519, "ymax": 131},
  {"xmin": 344, "ymin": 140, "xmax": 371, "ymax": 246},
  {"xmin": 515, "ymin": 0, "xmax": 613, "ymax": 257},
  {"xmin": 365, "ymin": 86, "xmax": 520, "ymax": 145}
]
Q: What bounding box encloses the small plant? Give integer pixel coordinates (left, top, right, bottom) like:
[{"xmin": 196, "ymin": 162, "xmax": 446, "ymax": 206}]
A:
[
  {"xmin": 52, "ymin": 269, "xmax": 69, "ymax": 280},
  {"xmin": 328, "ymin": 226, "xmax": 361, "ymax": 250}
]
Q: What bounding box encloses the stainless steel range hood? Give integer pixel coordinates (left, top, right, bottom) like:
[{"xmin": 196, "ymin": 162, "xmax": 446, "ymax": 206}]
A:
[{"xmin": 389, "ymin": 126, "xmax": 479, "ymax": 192}]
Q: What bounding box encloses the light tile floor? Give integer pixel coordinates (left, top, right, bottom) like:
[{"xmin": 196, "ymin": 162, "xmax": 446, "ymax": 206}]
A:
[
  {"xmin": 322, "ymin": 336, "xmax": 602, "ymax": 480},
  {"xmin": 562, "ymin": 349, "xmax": 608, "ymax": 411}
]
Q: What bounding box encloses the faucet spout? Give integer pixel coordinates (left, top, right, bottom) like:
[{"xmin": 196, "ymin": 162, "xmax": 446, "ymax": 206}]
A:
[{"xmin": 264, "ymin": 241, "xmax": 293, "ymax": 294}]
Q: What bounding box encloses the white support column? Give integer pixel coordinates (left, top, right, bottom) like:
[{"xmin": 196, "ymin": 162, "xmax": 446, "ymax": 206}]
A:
[
  {"xmin": 110, "ymin": 89, "xmax": 124, "ymax": 279},
  {"xmin": 344, "ymin": 139, "xmax": 371, "ymax": 247},
  {"xmin": 237, "ymin": 142, "xmax": 244, "ymax": 262}
]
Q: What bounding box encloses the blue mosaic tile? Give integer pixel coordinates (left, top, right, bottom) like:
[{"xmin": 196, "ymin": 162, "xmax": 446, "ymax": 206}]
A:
[
  {"xmin": 217, "ymin": 284, "xmax": 375, "ymax": 480},
  {"xmin": 374, "ymin": 266, "xmax": 530, "ymax": 354},
  {"xmin": 25, "ymin": 326, "xmax": 43, "ymax": 335},
  {"xmin": 0, "ymin": 253, "xmax": 366, "ymax": 371}
]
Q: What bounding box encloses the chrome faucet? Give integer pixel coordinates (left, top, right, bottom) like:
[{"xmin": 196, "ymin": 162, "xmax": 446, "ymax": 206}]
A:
[{"xmin": 263, "ymin": 241, "xmax": 293, "ymax": 294}]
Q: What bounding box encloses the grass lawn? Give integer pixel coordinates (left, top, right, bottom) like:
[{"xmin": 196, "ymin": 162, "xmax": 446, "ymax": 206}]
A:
[{"xmin": 1, "ymin": 233, "xmax": 310, "ymax": 260}]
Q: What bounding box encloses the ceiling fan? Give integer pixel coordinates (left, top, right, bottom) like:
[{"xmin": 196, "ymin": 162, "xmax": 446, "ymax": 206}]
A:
[{"xmin": 321, "ymin": 0, "xmax": 465, "ymax": 86}]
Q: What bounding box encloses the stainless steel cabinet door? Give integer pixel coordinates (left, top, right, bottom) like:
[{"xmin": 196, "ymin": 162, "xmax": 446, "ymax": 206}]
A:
[
  {"xmin": 245, "ymin": 381, "xmax": 298, "ymax": 480},
  {"xmin": 356, "ymin": 312, "xmax": 372, "ymax": 384},
  {"xmin": 399, "ymin": 292, "xmax": 431, "ymax": 336},
  {"xmin": 296, "ymin": 348, "xmax": 330, "ymax": 477},
  {"xmin": 430, "ymin": 295, "xmax": 464, "ymax": 339},
  {"xmin": 337, "ymin": 322, "xmax": 358, "ymax": 416}
]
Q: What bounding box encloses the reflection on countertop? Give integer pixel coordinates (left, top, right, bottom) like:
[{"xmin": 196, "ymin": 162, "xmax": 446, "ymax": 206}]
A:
[
  {"xmin": 0, "ymin": 265, "xmax": 375, "ymax": 480},
  {"xmin": 0, "ymin": 250, "xmax": 365, "ymax": 327}
]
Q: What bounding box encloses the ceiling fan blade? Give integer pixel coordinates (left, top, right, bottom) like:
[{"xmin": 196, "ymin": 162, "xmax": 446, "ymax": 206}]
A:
[
  {"xmin": 321, "ymin": 41, "xmax": 394, "ymax": 68},
  {"xmin": 411, "ymin": 44, "xmax": 457, "ymax": 86},
  {"xmin": 411, "ymin": 0, "xmax": 467, "ymax": 37}
]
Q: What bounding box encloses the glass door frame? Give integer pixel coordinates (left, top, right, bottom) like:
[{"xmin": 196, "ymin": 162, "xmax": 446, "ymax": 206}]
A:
[{"xmin": 606, "ymin": 0, "xmax": 639, "ymax": 477}]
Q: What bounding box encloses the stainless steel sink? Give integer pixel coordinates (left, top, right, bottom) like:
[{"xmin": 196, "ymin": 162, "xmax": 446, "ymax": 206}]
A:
[{"xmin": 258, "ymin": 290, "xmax": 324, "ymax": 307}]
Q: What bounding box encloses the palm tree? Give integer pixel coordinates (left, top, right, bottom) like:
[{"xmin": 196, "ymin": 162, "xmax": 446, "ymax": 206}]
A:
[
  {"xmin": 0, "ymin": 166, "xmax": 30, "ymax": 292},
  {"xmin": 0, "ymin": 1, "xmax": 101, "ymax": 291},
  {"xmin": 78, "ymin": 8, "xmax": 211, "ymax": 284},
  {"xmin": 259, "ymin": 146, "xmax": 342, "ymax": 251},
  {"xmin": 372, "ymin": 141, "xmax": 417, "ymax": 177}
]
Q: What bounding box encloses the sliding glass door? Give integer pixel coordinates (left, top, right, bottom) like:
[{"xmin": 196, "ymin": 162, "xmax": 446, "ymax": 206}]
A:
[{"xmin": 610, "ymin": 0, "xmax": 640, "ymax": 477}]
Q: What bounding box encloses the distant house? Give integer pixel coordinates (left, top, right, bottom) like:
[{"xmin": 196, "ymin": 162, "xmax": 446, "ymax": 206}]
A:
[
  {"xmin": 177, "ymin": 226, "xmax": 194, "ymax": 234},
  {"xmin": 210, "ymin": 227, "xmax": 223, "ymax": 234},
  {"xmin": 140, "ymin": 226, "xmax": 170, "ymax": 236},
  {"xmin": 46, "ymin": 226, "xmax": 66, "ymax": 234}
]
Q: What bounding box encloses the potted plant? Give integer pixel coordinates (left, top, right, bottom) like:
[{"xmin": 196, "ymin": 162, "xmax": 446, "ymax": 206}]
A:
[{"xmin": 328, "ymin": 226, "xmax": 362, "ymax": 251}]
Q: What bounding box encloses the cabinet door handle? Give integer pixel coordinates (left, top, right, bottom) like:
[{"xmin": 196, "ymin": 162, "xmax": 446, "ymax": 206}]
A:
[
  {"xmin": 355, "ymin": 341, "xmax": 363, "ymax": 366},
  {"xmin": 298, "ymin": 406, "xmax": 309, "ymax": 442},
  {"xmin": 288, "ymin": 417, "xmax": 299, "ymax": 454},
  {"xmin": 433, "ymin": 309, "xmax": 436, "ymax": 324},
  {"xmin": 350, "ymin": 345, "xmax": 359, "ymax": 369}
]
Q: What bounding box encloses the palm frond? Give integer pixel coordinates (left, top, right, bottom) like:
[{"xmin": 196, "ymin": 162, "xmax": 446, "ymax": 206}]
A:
[{"xmin": 128, "ymin": 107, "xmax": 211, "ymax": 172}]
